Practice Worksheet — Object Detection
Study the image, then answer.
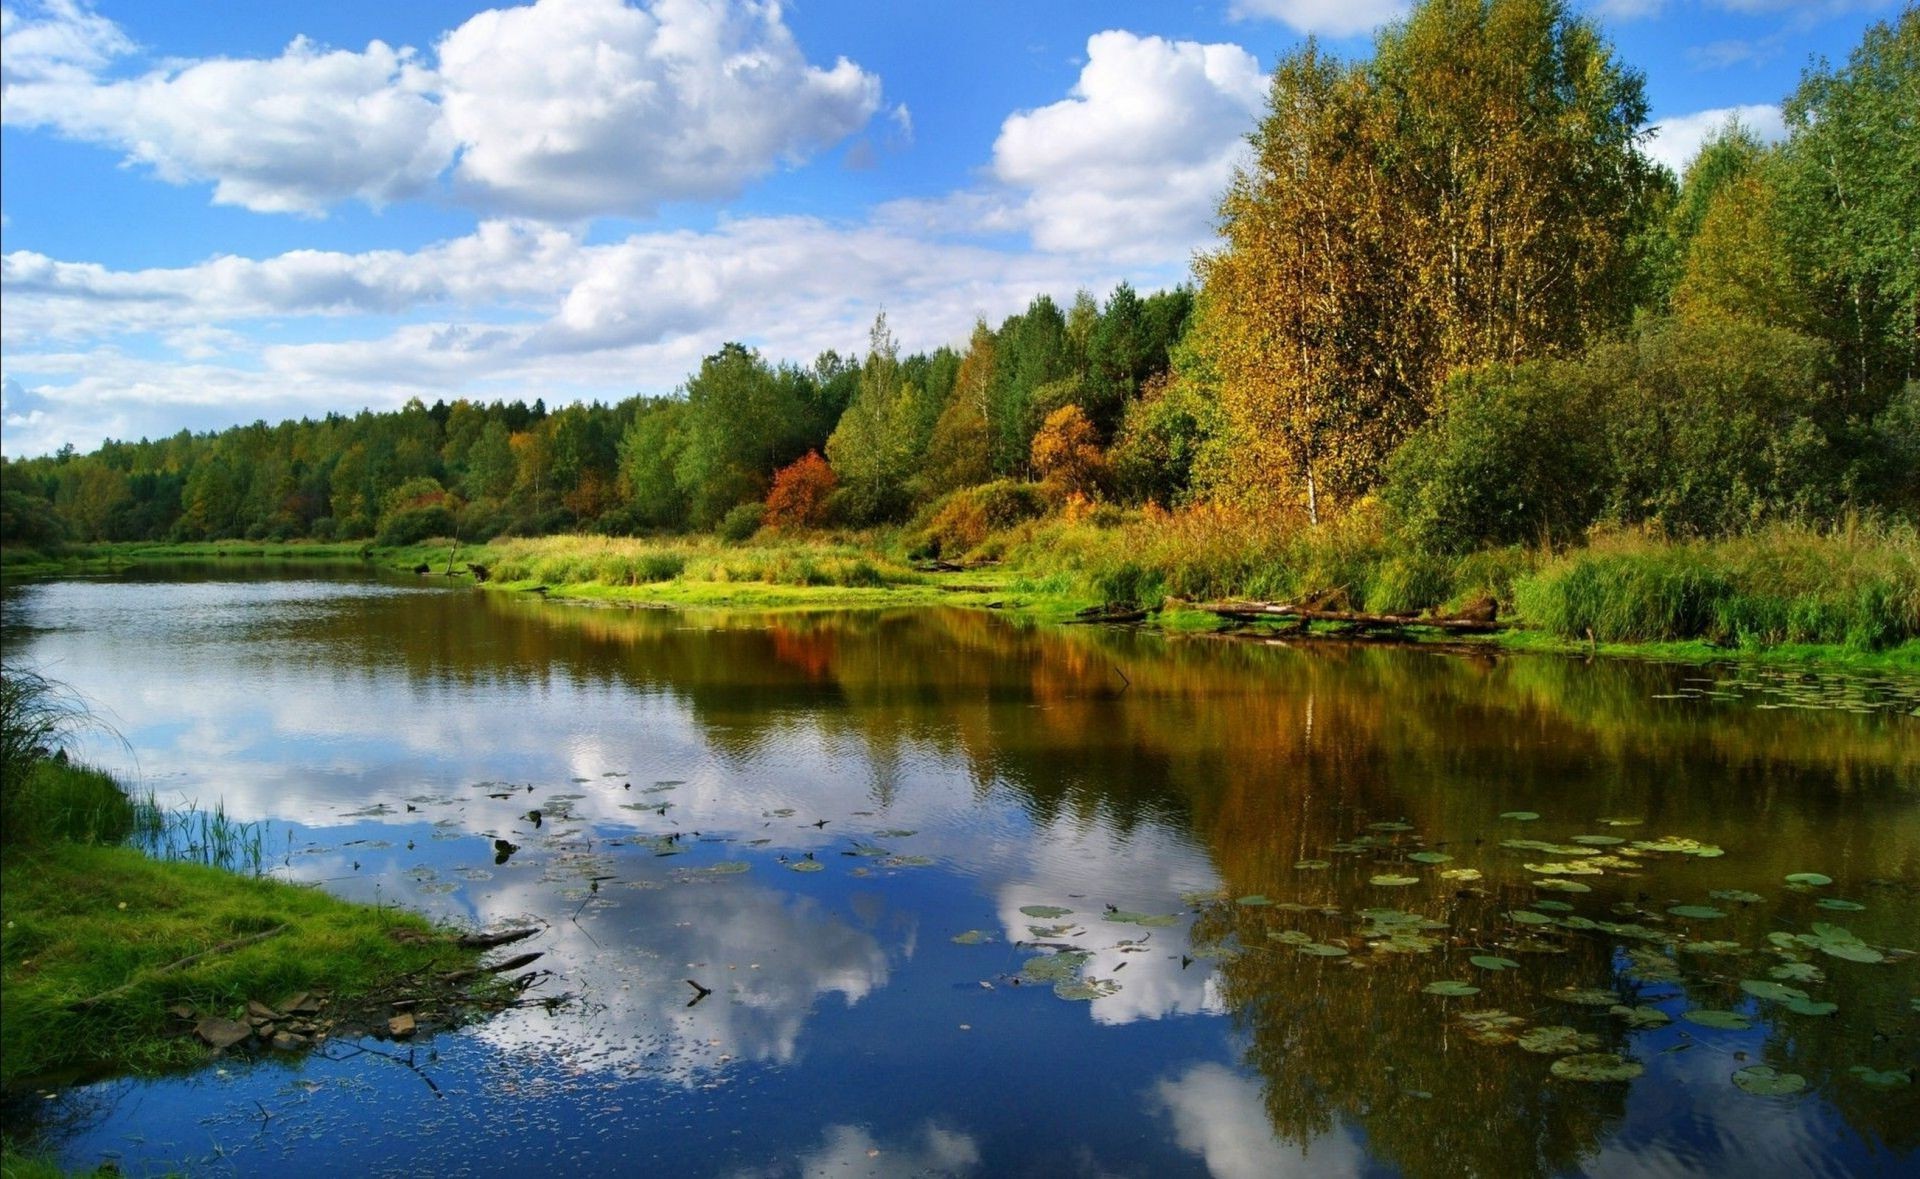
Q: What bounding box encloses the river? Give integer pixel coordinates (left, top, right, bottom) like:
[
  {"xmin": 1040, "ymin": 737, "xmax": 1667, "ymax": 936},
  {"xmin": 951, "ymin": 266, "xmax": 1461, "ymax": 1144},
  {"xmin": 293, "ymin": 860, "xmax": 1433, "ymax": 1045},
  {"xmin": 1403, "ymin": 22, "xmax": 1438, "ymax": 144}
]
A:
[{"xmin": 4, "ymin": 566, "xmax": 1917, "ymax": 1177}]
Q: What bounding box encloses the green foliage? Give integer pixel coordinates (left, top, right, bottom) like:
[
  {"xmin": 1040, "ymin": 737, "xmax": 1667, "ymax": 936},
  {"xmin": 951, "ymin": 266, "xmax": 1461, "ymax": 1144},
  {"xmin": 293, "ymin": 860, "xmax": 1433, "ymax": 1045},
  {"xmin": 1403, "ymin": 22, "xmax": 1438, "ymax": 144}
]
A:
[
  {"xmin": 1595, "ymin": 317, "xmax": 1846, "ymax": 534},
  {"xmin": 675, "ymin": 343, "xmax": 822, "ymax": 528},
  {"xmin": 1387, "ymin": 317, "xmax": 1858, "ymax": 548},
  {"xmin": 1384, "ymin": 363, "xmax": 1609, "ymax": 553},
  {"xmin": 825, "ymin": 314, "xmax": 949, "ymax": 523},
  {"xmin": 375, "ymin": 505, "xmax": 456, "ymax": 547},
  {"xmin": 0, "ymin": 484, "xmax": 68, "ymax": 552},
  {"xmin": 716, "ymin": 502, "xmax": 766, "ymax": 543},
  {"xmin": 1774, "ymin": 8, "xmax": 1919, "ymax": 408},
  {"xmin": 1513, "ymin": 527, "xmax": 1920, "ymax": 648}
]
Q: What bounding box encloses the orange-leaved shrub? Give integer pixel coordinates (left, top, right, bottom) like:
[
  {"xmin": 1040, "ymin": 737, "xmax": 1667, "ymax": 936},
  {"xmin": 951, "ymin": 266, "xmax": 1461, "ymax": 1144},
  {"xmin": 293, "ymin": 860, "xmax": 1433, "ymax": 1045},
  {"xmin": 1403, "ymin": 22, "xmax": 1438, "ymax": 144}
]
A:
[{"xmin": 763, "ymin": 451, "xmax": 838, "ymax": 530}]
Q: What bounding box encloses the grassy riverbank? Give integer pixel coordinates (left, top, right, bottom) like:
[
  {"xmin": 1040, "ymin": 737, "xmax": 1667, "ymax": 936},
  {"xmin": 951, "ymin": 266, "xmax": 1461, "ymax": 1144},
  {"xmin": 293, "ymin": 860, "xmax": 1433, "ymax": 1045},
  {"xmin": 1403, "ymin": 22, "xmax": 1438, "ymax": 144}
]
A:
[
  {"xmin": 0, "ymin": 673, "xmax": 499, "ymax": 1100},
  {"xmin": 374, "ymin": 517, "xmax": 1920, "ymax": 669},
  {"xmin": 14, "ymin": 520, "xmax": 1919, "ymax": 671}
]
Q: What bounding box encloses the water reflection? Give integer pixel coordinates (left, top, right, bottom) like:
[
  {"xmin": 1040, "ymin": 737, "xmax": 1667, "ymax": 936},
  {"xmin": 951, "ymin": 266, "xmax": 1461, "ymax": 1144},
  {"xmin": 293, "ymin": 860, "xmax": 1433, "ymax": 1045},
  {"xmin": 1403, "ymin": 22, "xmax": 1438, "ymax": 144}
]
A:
[{"xmin": 3, "ymin": 570, "xmax": 1915, "ymax": 1177}]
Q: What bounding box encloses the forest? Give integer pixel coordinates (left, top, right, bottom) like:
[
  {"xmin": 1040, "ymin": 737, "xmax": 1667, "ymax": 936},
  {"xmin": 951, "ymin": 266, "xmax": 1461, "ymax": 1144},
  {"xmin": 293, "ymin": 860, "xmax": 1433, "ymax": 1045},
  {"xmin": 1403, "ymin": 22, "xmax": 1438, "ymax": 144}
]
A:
[{"xmin": 4, "ymin": 2, "xmax": 1916, "ymax": 638}]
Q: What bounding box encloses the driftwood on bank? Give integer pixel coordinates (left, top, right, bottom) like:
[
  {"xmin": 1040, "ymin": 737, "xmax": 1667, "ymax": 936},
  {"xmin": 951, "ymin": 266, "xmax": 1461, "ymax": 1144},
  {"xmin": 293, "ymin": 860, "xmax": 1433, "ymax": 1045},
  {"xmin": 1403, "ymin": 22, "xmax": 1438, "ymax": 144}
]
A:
[
  {"xmin": 1192, "ymin": 600, "xmax": 1507, "ymax": 634},
  {"xmin": 456, "ymin": 927, "xmax": 540, "ymax": 950}
]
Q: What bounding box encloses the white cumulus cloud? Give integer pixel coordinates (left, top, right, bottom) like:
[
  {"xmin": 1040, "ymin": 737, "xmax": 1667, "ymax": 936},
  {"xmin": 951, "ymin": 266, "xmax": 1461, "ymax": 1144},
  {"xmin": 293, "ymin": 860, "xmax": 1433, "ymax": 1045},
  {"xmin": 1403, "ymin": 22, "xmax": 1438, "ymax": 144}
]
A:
[
  {"xmin": 1644, "ymin": 103, "xmax": 1786, "ymax": 175},
  {"xmin": 991, "ymin": 31, "xmax": 1266, "ymax": 259},
  {"xmin": 1227, "ymin": 0, "xmax": 1410, "ymax": 37},
  {"xmin": 439, "ymin": 0, "xmax": 882, "ymax": 218},
  {"xmin": 2, "ymin": 27, "xmax": 450, "ymax": 214},
  {"xmin": 0, "ymin": 0, "xmax": 883, "ymax": 218},
  {"xmin": 0, "ymin": 0, "xmax": 130, "ymax": 83}
]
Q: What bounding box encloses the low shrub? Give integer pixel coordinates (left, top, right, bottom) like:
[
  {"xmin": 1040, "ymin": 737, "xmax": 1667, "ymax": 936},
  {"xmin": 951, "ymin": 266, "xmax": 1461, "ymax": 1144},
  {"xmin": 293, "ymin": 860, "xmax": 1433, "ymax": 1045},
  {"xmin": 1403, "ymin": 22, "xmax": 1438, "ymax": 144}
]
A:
[{"xmin": 717, "ymin": 502, "xmax": 766, "ymax": 543}]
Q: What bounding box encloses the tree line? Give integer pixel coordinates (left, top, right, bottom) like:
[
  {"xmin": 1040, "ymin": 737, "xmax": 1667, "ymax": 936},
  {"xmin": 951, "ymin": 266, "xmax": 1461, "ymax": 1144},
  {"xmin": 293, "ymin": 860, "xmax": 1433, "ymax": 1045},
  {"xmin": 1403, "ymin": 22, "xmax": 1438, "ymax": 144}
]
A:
[{"xmin": 5, "ymin": 1, "xmax": 1914, "ymax": 556}]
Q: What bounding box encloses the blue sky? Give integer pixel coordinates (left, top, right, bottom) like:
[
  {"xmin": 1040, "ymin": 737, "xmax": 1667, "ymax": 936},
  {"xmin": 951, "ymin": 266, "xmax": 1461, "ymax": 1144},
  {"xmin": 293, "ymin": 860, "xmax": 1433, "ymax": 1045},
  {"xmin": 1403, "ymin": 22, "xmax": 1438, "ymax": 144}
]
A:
[{"xmin": 0, "ymin": 0, "xmax": 1903, "ymax": 456}]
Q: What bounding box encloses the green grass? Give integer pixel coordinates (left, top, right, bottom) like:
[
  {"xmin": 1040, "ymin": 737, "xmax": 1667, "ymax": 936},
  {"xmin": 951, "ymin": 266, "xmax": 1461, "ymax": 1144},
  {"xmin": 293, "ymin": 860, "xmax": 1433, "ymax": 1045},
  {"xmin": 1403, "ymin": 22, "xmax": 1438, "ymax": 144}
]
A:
[
  {"xmin": 0, "ymin": 668, "xmax": 491, "ymax": 1093},
  {"xmin": 0, "ymin": 841, "xmax": 473, "ymax": 1087},
  {"xmin": 1511, "ymin": 527, "xmax": 1920, "ymax": 650}
]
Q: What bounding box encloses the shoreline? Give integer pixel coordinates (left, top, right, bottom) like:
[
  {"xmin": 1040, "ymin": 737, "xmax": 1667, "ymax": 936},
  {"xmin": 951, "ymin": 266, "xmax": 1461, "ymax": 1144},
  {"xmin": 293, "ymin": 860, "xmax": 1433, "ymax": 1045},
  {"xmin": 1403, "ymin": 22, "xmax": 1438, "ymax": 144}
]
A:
[{"xmin": 6, "ymin": 537, "xmax": 1917, "ymax": 676}]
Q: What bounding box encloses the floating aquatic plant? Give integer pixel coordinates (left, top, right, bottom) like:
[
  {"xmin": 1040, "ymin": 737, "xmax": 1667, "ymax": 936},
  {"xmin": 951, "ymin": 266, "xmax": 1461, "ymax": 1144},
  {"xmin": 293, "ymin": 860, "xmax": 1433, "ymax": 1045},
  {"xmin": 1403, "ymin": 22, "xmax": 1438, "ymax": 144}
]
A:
[
  {"xmin": 1551, "ymin": 1053, "xmax": 1644, "ymax": 1082},
  {"xmin": 1731, "ymin": 1065, "xmax": 1806, "ymax": 1096},
  {"xmin": 1682, "ymin": 1009, "xmax": 1752, "ymax": 1030},
  {"xmin": 1519, "ymin": 1026, "xmax": 1600, "ymax": 1055}
]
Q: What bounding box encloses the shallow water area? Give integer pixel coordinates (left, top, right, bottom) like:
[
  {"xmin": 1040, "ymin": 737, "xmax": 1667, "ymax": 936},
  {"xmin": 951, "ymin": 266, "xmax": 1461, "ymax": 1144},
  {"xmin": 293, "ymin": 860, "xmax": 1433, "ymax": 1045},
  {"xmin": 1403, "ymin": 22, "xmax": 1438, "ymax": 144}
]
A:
[{"xmin": 4, "ymin": 567, "xmax": 1917, "ymax": 1177}]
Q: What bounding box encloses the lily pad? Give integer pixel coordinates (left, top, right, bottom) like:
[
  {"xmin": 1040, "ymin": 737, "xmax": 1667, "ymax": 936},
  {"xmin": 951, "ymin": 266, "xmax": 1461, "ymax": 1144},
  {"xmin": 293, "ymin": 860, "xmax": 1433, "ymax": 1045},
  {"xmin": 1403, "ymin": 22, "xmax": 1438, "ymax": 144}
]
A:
[
  {"xmin": 1769, "ymin": 962, "xmax": 1822, "ymax": 983},
  {"xmin": 1518, "ymin": 1026, "xmax": 1601, "ymax": 1055},
  {"xmin": 1408, "ymin": 852, "xmax": 1453, "ymax": 864},
  {"xmin": 788, "ymin": 859, "xmax": 824, "ymax": 872},
  {"xmin": 1532, "ymin": 900, "xmax": 1576, "ymax": 912},
  {"xmin": 1424, "ymin": 980, "xmax": 1481, "ymax": 997},
  {"xmin": 1798, "ymin": 923, "xmax": 1886, "ymax": 963},
  {"xmin": 1269, "ymin": 930, "xmax": 1314, "ymax": 945},
  {"xmin": 1458, "ymin": 1009, "xmax": 1527, "ymax": 1045},
  {"xmin": 1668, "ymin": 905, "xmax": 1727, "ymax": 920},
  {"xmin": 1053, "ymin": 978, "xmax": 1119, "ymax": 1001},
  {"xmin": 1631, "ymin": 837, "xmax": 1724, "ymax": 857},
  {"xmin": 1731, "ymin": 1065, "xmax": 1806, "ymax": 1096},
  {"xmin": 1298, "ymin": 943, "xmax": 1350, "ymax": 958},
  {"xmin": 1105, "ymin": 910, "xmax": 1181, "ymax": 927},
  {"xmin": 1551, "ymin": 1053, "xmax": 1645, "ymax": 1083},
  {"xmin": 951, "ymin": 930, "xmax": 990, "ymax": 945},
  {"xmin": 1509, "ymin": 910, "xmax": 1555, "ymax": 925},
  {"xmin": 1500, "ymin": 811, "xmax": 1541, "ymax": 821},
  {"xmin": 1020, "ymin": 951, "xmax": 1091, "ymax": 984},
  {"xmin": 1439, "ymin": 868, "xmax": 1484, "ymax": 882},
  {"xmin": 1679, "ymin": 940, "xmax": 1746, "ymax": 955},
  {"xmin": 1294, "ymin": 859, "xmax": 1332, "ymax": 871},
  {"xmin": 1526, "ymin": 861, "xmax": 1603, "ymax": 876},
  {"xmin": 1815, "ymin": 898, "xmax": 1866, "ymax": 912},
  {"xmin": 1471, "ymin": 955, "xmax": 1521, "ymax": 971},
  {"xmin": 1019, "ymin": 905, "xmax": 1073, "ymax": 919},
  {"xmin": 1549, "ymin": 987, "xmax": 1621, "ymax": 1007},
  {"xmin": 1370, "ymin": 874, "xmax": 1421, "ymax": 887},
  {"xmin": 1782, "ymin": 997, "xmax": 1838, "ymax": 1016},
  {"xmin": 1682, "ymin": 1009, "xmax": 1752, "ymax": 1030},
  {"xmin": 1571, "ymin": 835, "xmax": 1625, "ymax": 847},
  {"xmin": 1368, "ymin": 821, "xmax": 1416, "ymax": 832},
  {"xmin": 1739, "ymin": 979, "xmax": 1809, "ymax": 1002},
  {"xmin": 1784, "ymin": 872, "xmax": 1833, "ymax": 887},
  {"xmin": 1610, "ymin": 1004, "xmax": 1671, "ymax": 1028},
  {"xmin": 1372, "ymin": 933, "xmax": 1442, "ymax": 954},
  {"xmin": 1710, "ymin": 890, "xmax": 1766, "ymax": 905},
  {"xmin": 1848, "ymin": 1066, "xmax": 1912, "ymax": 1088},
  {"xmin": 1236, "ymin": 895, "xmax": 1272, "ymax": 906}
]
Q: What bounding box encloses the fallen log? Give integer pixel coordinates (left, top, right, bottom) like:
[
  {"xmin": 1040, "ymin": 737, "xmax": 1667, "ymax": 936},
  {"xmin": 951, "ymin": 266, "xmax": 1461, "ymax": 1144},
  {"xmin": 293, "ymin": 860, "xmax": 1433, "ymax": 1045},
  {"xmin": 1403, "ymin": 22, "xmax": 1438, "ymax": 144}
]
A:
[
  {"xmin": 456, "ymin": 927, "xmax": 540, "ymax": 950},
  {"xmin": 485, "ymin": 951, "xmax": 543, "ymax": 974},
  {"xmin": 1193, "ymin": 600, "xmax": 1507, "ymax": 634}
]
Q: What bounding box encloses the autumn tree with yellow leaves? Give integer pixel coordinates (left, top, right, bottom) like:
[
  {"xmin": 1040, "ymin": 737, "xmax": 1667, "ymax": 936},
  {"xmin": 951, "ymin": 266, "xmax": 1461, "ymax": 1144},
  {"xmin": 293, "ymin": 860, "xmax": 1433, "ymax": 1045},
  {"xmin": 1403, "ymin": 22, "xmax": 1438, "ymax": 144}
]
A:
[{"xmin": 1199, "ymin": 0, "xmax": 1661, "ymax": 522}]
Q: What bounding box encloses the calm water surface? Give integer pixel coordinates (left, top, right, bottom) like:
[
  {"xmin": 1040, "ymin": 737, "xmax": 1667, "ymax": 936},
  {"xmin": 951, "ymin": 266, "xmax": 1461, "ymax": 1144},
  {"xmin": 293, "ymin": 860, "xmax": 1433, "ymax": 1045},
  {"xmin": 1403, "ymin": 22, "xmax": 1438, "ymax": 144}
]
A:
[{"xmin": 4, "ymin": 567, "xmax": 1917, "ymax": 1178}]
